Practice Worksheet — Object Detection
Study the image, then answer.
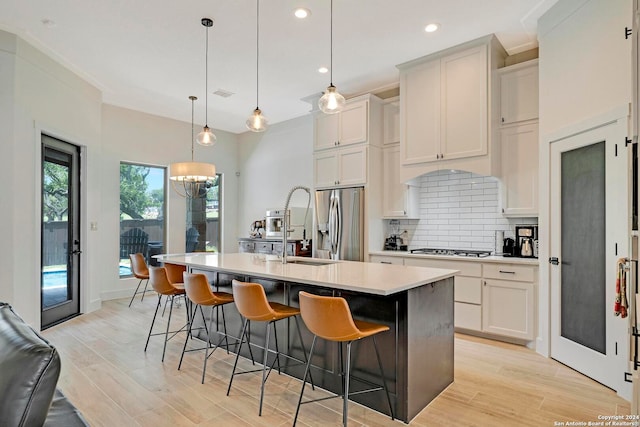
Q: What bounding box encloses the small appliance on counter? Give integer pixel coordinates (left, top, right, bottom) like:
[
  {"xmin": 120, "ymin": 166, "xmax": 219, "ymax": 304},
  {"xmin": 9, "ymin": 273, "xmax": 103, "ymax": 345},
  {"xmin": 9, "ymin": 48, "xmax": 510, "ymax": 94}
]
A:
[
  {"xmin": 502, "ymin": 237, "xmax": 516, "ymax": 257},
  {"xmin": 515, "ymin": 225, "xmax": 538, "ymax": 258},
  {"xmin": 265, "ymin": 207, "xmax": 311, "ymax": 240},
  {"xmin": 249, "ymin": 219, "xmax": 265, "ymax": 238},
  {"xmin": 383, "ymin": 220, "xmax": 408, "ymax": 251},
  {"xmin": 384, "ymin": 236, "xmax": 400, "ymax": 251}
]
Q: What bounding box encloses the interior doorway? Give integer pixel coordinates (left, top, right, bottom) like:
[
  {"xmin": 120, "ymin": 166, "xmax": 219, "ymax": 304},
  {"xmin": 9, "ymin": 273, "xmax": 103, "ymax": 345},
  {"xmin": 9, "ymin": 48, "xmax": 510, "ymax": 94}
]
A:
[
  {"xmin": 549, "ymin": 118, "xmax": 630, "ymax": 396},
  {"xmin": 41, "ymin": 134, "xmax": 81, "ymax": 329}
]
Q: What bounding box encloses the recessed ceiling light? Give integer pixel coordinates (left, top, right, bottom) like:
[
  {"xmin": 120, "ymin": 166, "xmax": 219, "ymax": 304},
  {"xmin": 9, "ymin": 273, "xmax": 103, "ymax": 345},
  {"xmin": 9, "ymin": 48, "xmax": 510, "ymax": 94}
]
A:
[
  {"xmin": 425, "ymin": 23, "xmax": 440, "ymax": 33},
  {"xmin": 318, "ymin": 67, "xmax": 329, "ymax": 74},
  {"xmin": 41, "ymin": 18, "xmax": 57, "ymax": 28},
  {"xmin": 294, "ymin": 8, "xmax": 311, "ymax": 19}
]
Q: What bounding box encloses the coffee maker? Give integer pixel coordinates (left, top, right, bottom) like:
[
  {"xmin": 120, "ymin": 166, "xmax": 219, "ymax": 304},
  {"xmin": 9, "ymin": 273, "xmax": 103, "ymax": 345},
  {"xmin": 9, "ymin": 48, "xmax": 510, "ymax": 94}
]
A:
[{"xmin": 515, "ymin": 225, "xmax": 538, "ymax": 258}]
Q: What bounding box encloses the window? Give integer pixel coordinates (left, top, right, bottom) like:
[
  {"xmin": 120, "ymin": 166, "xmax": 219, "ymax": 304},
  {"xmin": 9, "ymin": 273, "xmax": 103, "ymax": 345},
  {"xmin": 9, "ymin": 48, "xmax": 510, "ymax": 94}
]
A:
[
  {"xmin": 119, "ymin": 163, "xmax": 166, "ymax": 277},
  {"xmin": 186, "ymin": 174, "xmax": 221, "ymax": 252}
]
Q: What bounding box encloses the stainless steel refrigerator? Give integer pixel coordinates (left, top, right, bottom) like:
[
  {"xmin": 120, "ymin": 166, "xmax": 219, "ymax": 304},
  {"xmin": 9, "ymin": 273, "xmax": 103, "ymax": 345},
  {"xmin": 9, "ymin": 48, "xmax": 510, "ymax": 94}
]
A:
[{"xmin": 314, "ymin": 187, "xmax": 364, "ymax": 261}]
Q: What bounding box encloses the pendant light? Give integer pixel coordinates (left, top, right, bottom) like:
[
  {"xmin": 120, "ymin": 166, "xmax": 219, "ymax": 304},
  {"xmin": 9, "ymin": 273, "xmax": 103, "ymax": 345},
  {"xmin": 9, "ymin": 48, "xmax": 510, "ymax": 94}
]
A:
[
  {"xmin": 246, "ymin": 0, "xmax": 269, "ymax": 132},
  {"xmin": 318, "ymin": 0, "xmax": 345, "ymax": 114},
  {"xmin": 170, "ymin": 96, "xmax": 217, "ymax": 198},
  {"xmin": 196, "ymin": 18, "xmax": 217, "ymax": 146}
]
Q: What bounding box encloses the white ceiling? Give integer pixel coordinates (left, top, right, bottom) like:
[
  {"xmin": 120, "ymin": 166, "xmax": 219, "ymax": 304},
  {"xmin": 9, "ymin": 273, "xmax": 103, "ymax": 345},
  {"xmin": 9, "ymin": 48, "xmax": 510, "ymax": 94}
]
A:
[{"xmin": 1, "ymin": 0, "xmax": 559, "ymax": 134}]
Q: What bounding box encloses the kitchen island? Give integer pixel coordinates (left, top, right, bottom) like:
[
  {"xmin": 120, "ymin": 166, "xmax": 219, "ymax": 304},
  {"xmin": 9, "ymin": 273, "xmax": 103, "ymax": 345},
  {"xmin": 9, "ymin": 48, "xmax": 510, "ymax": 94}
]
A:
[{"xmin": 156, "ymin": 252, "xmax": 458, "ymax": 422}]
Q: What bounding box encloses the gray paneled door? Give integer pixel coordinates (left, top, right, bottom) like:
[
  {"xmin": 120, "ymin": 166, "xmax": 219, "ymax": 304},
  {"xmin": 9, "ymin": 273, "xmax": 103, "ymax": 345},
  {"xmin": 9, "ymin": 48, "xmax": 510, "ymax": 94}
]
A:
[
  {"xmin": 41, "ymin": 135, "xmax": 81, "ymax": 328},
  {"xmin": 549, "ymin": 117, "xmax": 629, "ymax": 394}
]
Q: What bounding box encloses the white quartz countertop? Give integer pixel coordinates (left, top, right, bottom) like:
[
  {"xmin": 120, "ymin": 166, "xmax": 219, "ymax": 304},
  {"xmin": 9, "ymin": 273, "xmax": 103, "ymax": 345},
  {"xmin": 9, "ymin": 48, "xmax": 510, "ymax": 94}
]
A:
[
  {"xmin": 369, "ymin": 250, "xmax": 540, "ymax": 266},
  {"xmin": 155, "ymin": 253, "xmax": 458, "ymax": 296}
]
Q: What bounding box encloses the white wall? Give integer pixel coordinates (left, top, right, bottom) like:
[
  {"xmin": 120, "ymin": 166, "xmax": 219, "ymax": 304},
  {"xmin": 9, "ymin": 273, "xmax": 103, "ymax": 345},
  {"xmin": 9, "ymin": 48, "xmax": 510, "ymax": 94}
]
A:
[
  {"xmin": 236, "ymin": 115, "xmax": 314, "ymax": 240},
  {"xmin": 0, "ymin": 30, "xmax": 103, "ymax": 326},
  {"xmin": 538, "ymin": 0, "xmax": 632, "ymax": 356},
  {"xmin": 394, "ymin": 170, "xmax": 536, "ymax": 252},
  {"xmin": 101, "ymin": 104, "xmax": 240, "ymax": 300}
]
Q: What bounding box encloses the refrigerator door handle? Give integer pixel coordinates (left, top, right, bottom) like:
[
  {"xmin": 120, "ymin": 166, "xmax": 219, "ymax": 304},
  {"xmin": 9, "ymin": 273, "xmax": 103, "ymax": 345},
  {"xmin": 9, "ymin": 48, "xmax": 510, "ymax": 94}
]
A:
[
  {"xmin": 335, "ymin": 190, "xmax": 342, "ymax": 259},
  {"xmin": 329, "ymin": 194, "xmax": 338, "ymax": 256}
]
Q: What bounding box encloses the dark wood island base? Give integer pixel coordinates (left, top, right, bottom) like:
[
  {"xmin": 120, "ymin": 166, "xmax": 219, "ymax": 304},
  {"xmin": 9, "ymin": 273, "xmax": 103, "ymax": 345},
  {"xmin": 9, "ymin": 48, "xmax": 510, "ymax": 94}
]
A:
[{"xmin": 188, "ymin": 268, "xmax": 454, "ymax": 423}]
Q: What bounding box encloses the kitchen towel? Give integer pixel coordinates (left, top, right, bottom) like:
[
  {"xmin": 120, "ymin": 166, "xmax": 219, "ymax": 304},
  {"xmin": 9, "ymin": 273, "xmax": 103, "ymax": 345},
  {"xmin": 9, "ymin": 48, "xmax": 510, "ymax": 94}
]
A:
[{"xmin": 614, "ymin": 257, "xmax": 628, "ymax": 318}]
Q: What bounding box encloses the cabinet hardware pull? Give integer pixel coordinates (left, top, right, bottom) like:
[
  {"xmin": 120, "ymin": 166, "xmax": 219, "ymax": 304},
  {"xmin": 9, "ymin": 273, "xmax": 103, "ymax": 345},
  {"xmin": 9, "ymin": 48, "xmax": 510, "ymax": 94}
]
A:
[
  {"xmin": 380, "ymin": 261, "xmax": 392, "ymax": 264},
  {"xmin": 499, "ymin": 270, "xmax": 516, "ymax": 274}
]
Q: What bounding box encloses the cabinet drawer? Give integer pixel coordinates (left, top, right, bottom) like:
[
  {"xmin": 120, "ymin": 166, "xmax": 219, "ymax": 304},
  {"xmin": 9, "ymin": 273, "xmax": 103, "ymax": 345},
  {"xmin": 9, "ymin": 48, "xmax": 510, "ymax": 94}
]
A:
[
  {"xmin": 255, "ymin": 242, "xmax": 273, "ymax": 254},
  {"xmin": 238, "ymin": 241, "xmax": 255, "ymax": 253},
  {"xmin": 455, "ymin": 276, "xmax": 482, "ymax": 304},
  {"xmin": 455, "ymin": 302, "xmax": 481, "ymax": 331},
  {"xmin": 483, "ymin": 263, "xmax": 534, "ymax": 282},
  {"xmin": 272, "ymin": 243, "xmax": 294, "ymax": 256},
  {"xmin": 405, "ymin": 258, "xmax": 481, "ymax": 277},
  {"xmin": 369, "ymin": 255, "xmax": 404, "ymax": 265}
]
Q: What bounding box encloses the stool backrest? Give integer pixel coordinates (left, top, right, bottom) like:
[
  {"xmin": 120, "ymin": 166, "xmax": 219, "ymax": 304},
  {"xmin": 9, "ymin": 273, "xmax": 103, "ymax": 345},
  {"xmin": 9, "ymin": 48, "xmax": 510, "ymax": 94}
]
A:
[
  {"xmin": 149, "ymin": 267, "xmax": 177, "ymax": 296},
  {"xmin": 232, "ymin": 280, "xmax": 275, "ymax": 321},
  {"xmin": 298, "ymin": 291, "xmax": 360, "ymax": 342},
  {"xmin": 183, "ymin": 273, "xmax": 214, "ymax": 305},
  {"xmin": 164, "ymin": 263, "xmax": 186, "ymax": 285},
  {"xmin": 129, "ymin": 253, "xmax": 149, "ymax": 278}
]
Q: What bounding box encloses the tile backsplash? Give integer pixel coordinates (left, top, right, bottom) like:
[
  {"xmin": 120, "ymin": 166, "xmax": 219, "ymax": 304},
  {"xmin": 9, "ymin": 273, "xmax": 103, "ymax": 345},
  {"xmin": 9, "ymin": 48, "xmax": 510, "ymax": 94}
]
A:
[{"xmin": 390, "ymin": 170, "xmax": 537, "ymax": 253}]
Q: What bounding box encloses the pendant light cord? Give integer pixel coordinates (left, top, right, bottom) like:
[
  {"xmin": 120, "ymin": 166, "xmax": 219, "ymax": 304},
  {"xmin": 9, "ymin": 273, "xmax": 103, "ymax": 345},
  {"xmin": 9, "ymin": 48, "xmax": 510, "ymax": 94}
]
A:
[
  {"xmin": 256, "ymin": 0, "xmax": 260, "ymax": 109},
  {"xmin": 204, "ymin": 24, "xmax": 209, "ymax": 126},
  {"xmin": 190, "ymin": 96, "xmax": 195, "ymax": 161},
  {"xmin": 330, "ymin": 0, "xmax": 333, "ymax": 86}
]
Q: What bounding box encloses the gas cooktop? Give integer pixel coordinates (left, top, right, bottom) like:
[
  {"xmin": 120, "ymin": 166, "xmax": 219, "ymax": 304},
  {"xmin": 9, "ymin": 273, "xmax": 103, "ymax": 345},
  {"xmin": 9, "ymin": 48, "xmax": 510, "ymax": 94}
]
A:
[{"xmin": 410, "ymin": 248, "xmax": 492, "ymax": 257}]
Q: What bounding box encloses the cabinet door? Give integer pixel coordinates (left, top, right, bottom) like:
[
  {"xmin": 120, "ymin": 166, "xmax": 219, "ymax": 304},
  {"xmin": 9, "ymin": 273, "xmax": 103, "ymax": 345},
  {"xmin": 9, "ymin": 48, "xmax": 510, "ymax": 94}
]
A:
[
  {"xmin": 400, "ymin": 60, "xmax": 440, "ymax": 164},
  {"xmin": 314, "ymin": 113, "xmax": 339, "ymax": 151},
  {"xmin": 482, "ymin": 279, "xmax": 534, "ymax": 340},
  {"xmin": 314, "ymin": 151, "xmax": 338, "ymax": 188},
  {"xmin": 383, "ymin": 145, "xmax": 409, "ymax": 217},
  {"xmin": 337, "ymin": 145, "xmax": 367, "ymax": 186},
  {"xmin": 500, "ymin": 64, "xmax": 539, "ymax": 124},
  {"xmin": 440, "ymin": 44, "xmax": 488, "ymax": 160},
  {"xmin": 500, "ymin": 123, "xmax": 539, "ymax": 216},
  {"xmin": 383, "ymin": 100, "xmax": 400, "ymax": 145},
  {"xmin": 340, "ymin": 100, "xmax": 368, "ymax": 146}
]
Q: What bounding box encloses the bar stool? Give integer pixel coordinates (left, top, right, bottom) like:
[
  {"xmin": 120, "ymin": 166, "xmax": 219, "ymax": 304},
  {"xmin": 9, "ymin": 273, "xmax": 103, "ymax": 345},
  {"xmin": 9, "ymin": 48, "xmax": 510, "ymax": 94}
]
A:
[
  {"xmin": 162, "ymin": 263, "xmax": 187, "ymax": 314},
  {"xmin": 144, "ymin": 266, "xmax": 188, "ymax": 362},
  {"xmin": 128, "ymin": 253, "xmax": 150, "ymax": 307},
  {"xmin": 293, "ymin": 291, "xmax": 394, "ymax": 427},
  {"xmin": 227, "ymin": 280, "xmax": 313, "ymax": 416},
  {"xmin": 178, "ymin": 273, "xmax": 234, "ymax": 384}
]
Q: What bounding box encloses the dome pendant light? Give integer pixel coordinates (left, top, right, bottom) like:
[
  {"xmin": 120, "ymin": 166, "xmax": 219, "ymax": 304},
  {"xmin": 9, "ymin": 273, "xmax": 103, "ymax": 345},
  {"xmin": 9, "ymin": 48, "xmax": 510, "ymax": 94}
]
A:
[
  {"xmin": 196, "ymin": 18, "xmax": 217, "ymax": 146},
  {"xmin": 318, "ymin": 0, "xmax": 345, "ymax": 114},
  {"xmin": 246, "ymin": 0, "xmax": 268, "ymax": 132},
  {"xmin": 170, "ymin": 96, "xmax": 217, "ymax": 199}
]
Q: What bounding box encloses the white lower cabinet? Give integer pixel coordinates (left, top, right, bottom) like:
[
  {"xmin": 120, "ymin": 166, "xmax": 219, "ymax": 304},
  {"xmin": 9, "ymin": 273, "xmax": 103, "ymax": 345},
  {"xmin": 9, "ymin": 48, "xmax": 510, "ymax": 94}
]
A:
[
  {"xmin": 482, "ymin": 278, "xmax": 534, "ymax": 340},
  {"xmin": 399, "ymin": 256, "xmax": 537, "ymax": 340},
  {"xmin": 369, "ymin": 255, "xmax": 404, "ymax": 265}
]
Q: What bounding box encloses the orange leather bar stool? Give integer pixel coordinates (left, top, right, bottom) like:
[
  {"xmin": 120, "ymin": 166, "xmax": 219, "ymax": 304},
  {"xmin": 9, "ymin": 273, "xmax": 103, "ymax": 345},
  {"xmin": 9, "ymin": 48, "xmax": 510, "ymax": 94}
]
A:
[
  {"xmin": 293, "ymin": 291, "xmax": 394, "ymax": 427},
  {"xmin": 144, "ymin": 266, "xmax": 188, "ymax": 362},
  {"xmin": 128, "ymin": 253, "xmax": 151, "ymax": 307},
  {"xmin": 227, "ymin": 280, "xmax": 313, "ymax": 416},
  {"xmin": 179, "ymin": 273, "xmax": 234, "ymax": 384},
  {"xmin": 162, "ymin": 263, "xmax": 187, "ymax": 315}
]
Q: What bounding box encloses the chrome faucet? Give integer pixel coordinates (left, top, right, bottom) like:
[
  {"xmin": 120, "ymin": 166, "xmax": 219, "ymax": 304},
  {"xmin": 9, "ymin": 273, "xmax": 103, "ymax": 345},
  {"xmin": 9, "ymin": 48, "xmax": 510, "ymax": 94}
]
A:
[{"xmin": 282, "ymin": 185, "xmax": 311, "ymax": 264}]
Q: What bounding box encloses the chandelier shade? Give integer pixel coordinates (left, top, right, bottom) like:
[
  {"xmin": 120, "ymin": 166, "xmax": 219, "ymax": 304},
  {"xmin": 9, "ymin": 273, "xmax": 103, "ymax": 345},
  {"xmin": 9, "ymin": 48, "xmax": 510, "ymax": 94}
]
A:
[
  {"xmin": 169, "ymin": 95, "xmax": 217, "ymax": 199},
  {"xmin": 246, "ymin": 0, "xmax": 268, "ymax": 132}
]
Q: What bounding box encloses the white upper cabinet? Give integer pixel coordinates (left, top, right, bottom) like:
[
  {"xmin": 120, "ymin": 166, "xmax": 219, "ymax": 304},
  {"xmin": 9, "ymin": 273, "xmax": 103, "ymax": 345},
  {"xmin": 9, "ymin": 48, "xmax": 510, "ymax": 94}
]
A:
[
  {"xmin": 383, "ymin": 98, "xmax": 400, "ymax": 145},
  {"xmin": 314, "ymin": 99, "xmax": 368, "ymax": 151},
  {"xmin": 397, "ymin": 35, "xmax": 506, "ymax": 181},
  {"xmin": 500, "ymin": 123, "xmax": 539, "ymax": 217},
  {"xmin": 499, "ymin": 59, "xmax": 539, "ymax": 125},
  {"xmin": 314, "ymin": 145, "xmax": 368, "ymax": 188},
  {"xmin": 382, "ymin": 145, "xmax": 419, "ymax": 218}
]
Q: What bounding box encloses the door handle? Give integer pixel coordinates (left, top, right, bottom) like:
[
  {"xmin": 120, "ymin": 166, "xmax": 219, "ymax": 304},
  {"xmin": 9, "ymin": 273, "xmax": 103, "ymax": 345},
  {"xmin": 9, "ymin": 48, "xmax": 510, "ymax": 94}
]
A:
[
  {"xmin": 70, "ymin": 249, "xmax": 82, "ymax": 255},
  {"xmin": 549, "ymin": 257, "xmax": 559, "ymax": 265}
]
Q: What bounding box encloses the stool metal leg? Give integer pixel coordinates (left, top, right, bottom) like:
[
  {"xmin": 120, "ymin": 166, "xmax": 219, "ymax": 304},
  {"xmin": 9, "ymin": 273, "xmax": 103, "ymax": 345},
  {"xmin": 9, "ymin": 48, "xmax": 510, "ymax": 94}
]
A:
[
  {"xmin": 139, "ymin": 279, "xmax": 149, "ymax": 302},
  {"xmin": 201, "ymin": 305, "xmax": 217, "ymax": 384},
  {"xmin": 144, "ymin": 293, "xmax": 162, "ymax": 352},
  {"xmin": 272, "ymin": 322, "xmax": 282, "ymax": 375},
  {"xmin": 293, "ymin": 316, "xmax": 315, "ymax": 390},
  {"xmin": 258, "ymin": 320, "xmax": 272, "ymax": 415},
  {"xmin": 293, "ymin": 334, "xmax": 317, "ymax": 427},
  {"xmin": 343, "ymin": 341, "xmax": 352, "ymax": 427},
  {"xmin": 178, "ymin": 301, "xmax": 196, "ymax": 370},
  {"xmin": 161, "ymin": 295, "xmax": 174, "ymax": 362},
  {"xmin": 128, "ymin": 278, "xmax": 146, "ymax": 307},
  {"xmin": 227, "ymin": 318, "xmax": 249, "ymax": 396},
  {"xmin": 373, "ymin": 335, "xmax": 394, "ymax": 420}
]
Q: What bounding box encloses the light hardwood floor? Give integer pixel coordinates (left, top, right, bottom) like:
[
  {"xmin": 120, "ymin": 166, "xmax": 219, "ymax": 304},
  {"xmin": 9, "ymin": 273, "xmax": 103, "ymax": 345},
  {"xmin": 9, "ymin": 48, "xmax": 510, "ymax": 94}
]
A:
[{"xmin": 42, "ymin": 297, "xmax": 632, "ymax": 426}]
